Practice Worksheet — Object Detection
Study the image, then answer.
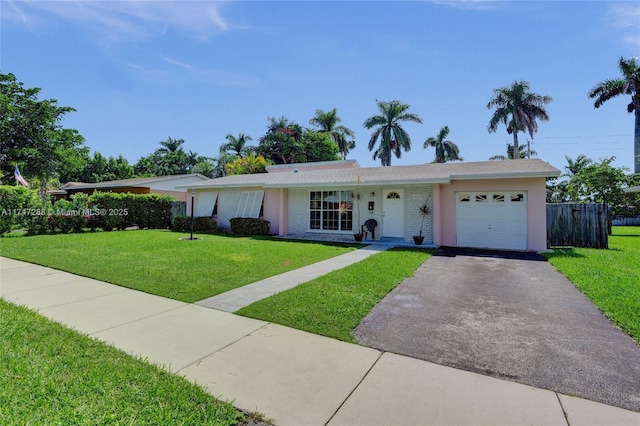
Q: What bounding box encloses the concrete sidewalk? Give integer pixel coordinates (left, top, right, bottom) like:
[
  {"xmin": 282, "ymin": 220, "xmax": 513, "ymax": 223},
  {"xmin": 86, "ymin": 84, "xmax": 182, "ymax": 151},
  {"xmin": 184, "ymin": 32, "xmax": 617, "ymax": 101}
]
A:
[
  {"xmin": 196, "ymin": 244, "xmax": 388, "ymax": 312},
  {"xmin": 2, "ymin": 256, "xmax": 639, "ymax": 425}
]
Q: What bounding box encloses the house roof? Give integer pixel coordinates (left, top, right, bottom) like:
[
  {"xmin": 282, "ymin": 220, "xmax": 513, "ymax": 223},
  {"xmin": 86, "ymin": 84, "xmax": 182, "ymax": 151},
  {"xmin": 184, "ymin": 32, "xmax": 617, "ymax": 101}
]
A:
[
  {"xmin": 60, "ymin": 174, "xmax": 209, "ymax": 191},
  {"xmin": 178, "ymin": 159, "xmax": 560, "ymax": 190},
  {"xmin": 266, "ymin": 159, "xmax": 360, "ymax": 172},
  {"xmin": 624, "ymin": 185, "xmax": 640, "ymax": 193}
]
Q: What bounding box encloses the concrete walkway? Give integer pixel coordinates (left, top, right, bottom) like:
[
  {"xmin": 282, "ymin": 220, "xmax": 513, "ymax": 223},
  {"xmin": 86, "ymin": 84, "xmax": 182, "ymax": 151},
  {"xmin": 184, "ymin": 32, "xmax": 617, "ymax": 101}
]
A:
[
  {"xmin": 2, "ymin": 256, "xmax": 639, "ymax": 426},
  {"xmin": 196, "ymin": 244, "xmax": 388, "ymax": 312}
]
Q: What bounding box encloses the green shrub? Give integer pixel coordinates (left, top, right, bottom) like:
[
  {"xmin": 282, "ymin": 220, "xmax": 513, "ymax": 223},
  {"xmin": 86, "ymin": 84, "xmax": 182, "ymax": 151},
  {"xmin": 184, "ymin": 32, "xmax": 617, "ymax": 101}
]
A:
[
  {"xmin": 230, "ymin": 217, "xmax": 270, "ymax": 235},
  {"xmin": 89, "ymin": 192, "xmax": 172, "ymax": 231},
  {"xmin": 172, "ymin": 216, "xmax": 217, "ymax": 233},
  {"xmin": 172, "ymin": 215, "xmax": 190, "ymax": 232},
  {"xmin": 0, "ymin": 186, "xmax": 50, "ymax": 236},
  {"xmin": 50, "ymin": 193, "xmax": 90, "ymax": 233},
  {"xmin": 194, "ymin": 216, "xmax": 217, "ymax": 232}
]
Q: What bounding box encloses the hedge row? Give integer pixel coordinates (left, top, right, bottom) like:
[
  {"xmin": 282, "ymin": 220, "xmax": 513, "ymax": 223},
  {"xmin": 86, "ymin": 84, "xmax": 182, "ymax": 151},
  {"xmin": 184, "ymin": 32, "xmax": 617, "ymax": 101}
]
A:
[
  {"xmin": 172, "ymin": 216, "xmax": 217, "ymax": 233},
  {"xmin": 0, "ymin": 186, "xmax": 50, "ymax": 236},
  {"xmin": 90, "ymin": 192, "xmax": 173, "ymax": 231},
  {"xmin": 0, "ymin": 187, "xmax": 174, "ymax": 236},
  {"xmin": 229, "ymin": 218, "xmax": 270, "ymax": 235}
]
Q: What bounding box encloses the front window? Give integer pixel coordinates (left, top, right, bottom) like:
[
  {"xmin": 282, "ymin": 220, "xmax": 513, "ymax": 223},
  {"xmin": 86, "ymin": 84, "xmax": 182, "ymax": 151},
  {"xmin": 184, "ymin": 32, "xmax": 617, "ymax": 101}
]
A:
[{"xmin": 309, "ymin": 191, "xmax": 353, "ymax": 231}]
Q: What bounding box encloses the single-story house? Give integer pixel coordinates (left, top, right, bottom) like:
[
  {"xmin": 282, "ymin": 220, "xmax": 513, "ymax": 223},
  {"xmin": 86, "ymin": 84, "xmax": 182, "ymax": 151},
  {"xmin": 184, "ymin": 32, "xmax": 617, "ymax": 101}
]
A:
[
  {"xmin": 179, "ymin": 159, "xmax": 560, "ymax": 251},
  {"xmin": 53, "ymin": 174, "xmax": 210, "ymax": 202}
]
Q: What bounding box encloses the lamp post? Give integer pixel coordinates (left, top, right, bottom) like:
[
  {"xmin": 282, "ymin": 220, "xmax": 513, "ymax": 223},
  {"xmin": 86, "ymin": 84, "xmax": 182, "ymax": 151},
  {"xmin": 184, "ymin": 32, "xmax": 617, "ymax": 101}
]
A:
[{"xmin": 190, "ymin": 188, "xmax": 195, "ymax": 240}]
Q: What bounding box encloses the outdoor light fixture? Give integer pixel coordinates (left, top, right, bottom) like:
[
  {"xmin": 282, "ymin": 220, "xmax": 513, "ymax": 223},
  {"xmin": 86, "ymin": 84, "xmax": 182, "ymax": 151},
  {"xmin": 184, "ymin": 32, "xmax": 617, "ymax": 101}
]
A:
[{"xmin": 370, "ymin": 192, "xmax": 375, "ymax": 197}]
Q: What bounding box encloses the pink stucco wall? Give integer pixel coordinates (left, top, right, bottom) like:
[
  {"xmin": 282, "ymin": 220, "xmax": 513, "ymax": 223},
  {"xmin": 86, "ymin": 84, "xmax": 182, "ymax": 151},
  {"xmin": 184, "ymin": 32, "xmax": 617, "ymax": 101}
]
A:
[
  {"xmin": 262, "ymin": 188, "xmax": 284, "ymax": 235},
  {"xmin": 436, "ymin": 177, "xmax": 548, "ymax": 251}
]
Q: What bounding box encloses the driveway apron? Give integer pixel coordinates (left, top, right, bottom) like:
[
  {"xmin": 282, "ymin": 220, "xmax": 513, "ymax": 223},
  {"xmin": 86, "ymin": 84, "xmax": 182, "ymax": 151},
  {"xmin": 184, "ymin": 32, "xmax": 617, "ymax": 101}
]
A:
[{"xmin": 354, "ymin": 252, "xmax": 640, "ymax": 412}]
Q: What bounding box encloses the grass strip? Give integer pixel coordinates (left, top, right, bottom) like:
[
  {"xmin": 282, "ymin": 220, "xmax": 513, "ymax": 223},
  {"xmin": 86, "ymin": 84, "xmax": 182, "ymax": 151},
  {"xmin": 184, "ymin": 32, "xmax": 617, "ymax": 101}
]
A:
[
  {"xmin": 237, "ymin": 248, "xmax": 431, "ymax": 343},
  {"xmin": 0, "ymin": 299, "xmax": 241, "ymax": 425},
  {"xmin": 0, "ymin": 230, "xmax": 356, "ymax": 302},
  {"xmin": 544, "ymin": 226, "xmax": 640, "ymax": 344}
]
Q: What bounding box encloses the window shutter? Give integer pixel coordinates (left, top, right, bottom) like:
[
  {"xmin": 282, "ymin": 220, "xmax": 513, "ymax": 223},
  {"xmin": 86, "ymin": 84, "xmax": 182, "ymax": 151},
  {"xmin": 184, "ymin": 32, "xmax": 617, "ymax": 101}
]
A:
[
  {"xmin": 236, "ymin": 191, "xmax": 264, "ymax": 218},
  {"xmin": 195, "ymin": 192, "xmax": 218, "ymax": 217}
]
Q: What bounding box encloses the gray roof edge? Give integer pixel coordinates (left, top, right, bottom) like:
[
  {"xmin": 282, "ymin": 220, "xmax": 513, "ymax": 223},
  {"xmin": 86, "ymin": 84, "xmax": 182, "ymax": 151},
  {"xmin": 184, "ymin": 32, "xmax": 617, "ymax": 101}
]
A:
[
  {"xmin": 64, "ymin": 174, "xmax": 210, "ymax": 190},
  {"xmin": 266, "ymin": 159, "xmax": 360, "ymax": 171},
  {"xmin": 265, "ymin": 178, "xmax": 452, "ymax": 188},
  {"xmin": 450, "ymin": 171, "xmax": 561, "ymax": 180}
]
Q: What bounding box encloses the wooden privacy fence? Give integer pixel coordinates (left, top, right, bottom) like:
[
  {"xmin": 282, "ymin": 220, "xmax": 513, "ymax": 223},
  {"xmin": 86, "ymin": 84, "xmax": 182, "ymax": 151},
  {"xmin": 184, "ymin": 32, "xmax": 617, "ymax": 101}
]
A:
[
  {"xmin": 546, "ymin": 203, "xmax": 608, "ymax": 249},
  {"xmin": 171, "ymin": 201, "xmax": 186, "ymax": 220}
]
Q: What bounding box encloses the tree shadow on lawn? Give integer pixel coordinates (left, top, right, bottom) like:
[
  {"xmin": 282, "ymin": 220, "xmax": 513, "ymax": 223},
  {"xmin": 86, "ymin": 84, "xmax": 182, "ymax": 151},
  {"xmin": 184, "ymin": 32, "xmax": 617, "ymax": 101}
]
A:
[{"xmin": 543, "ymin": 248, "xmax": 587, "ymax": 259}]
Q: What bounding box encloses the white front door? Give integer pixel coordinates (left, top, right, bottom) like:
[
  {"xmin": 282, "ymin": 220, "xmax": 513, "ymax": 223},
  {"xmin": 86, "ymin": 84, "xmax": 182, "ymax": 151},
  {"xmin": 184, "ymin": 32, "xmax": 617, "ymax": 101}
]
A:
[{"xmin": 383, "ymin": 189, "xmax": 404, "ymax": 237}]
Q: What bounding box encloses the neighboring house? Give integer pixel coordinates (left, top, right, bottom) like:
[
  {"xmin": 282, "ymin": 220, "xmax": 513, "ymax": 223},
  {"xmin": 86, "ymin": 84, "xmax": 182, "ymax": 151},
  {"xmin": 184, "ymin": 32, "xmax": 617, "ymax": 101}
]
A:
[
  {"xmin": 624, "ymin": 186, "xmax": 640, "ymax": 193},
  {"xmin": 179, "ymin": 159, "xmax": 560, "ymax": 251},
  {"xmin": 53, "ymin": 174, "xmax": 210, "ymax": 202}
]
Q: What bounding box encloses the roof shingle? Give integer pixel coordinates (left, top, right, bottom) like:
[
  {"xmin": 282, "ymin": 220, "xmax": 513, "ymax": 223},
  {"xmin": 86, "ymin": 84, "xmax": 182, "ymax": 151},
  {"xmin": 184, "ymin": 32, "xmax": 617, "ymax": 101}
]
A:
[{"xmin": 178, "ymin": 159, "xmax": 560, "ymax": 189}]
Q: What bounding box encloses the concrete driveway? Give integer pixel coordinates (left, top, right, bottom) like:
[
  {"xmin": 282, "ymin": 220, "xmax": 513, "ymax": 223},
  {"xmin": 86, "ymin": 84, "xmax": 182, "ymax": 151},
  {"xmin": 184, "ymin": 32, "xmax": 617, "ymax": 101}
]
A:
[{"xmin": 354, "ymin": 249, "xmax": 640, "ymax": 412}]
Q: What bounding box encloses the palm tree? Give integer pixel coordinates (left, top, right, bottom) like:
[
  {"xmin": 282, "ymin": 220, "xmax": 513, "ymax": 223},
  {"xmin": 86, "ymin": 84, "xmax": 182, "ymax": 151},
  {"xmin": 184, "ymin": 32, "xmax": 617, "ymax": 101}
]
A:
[
  {"xmin": 487, "ymin": 81, "xmax": 552, "ymax": 159},
  {"xmin": 363, "ymin": 100, "xmax": 423, "ymax": 166},
  {"xmin": 158, "ymin": 137, "xmax": 185, "ymax": 153},
  {"xmin": 219, "ymin": 133, "xmax": 255, "ymax": 157},
  {"xmin": 588, "ymin": 57, "xmax": 640, "ymax": 173},
  {"xmin": 309, "ymin": 108, "xmax": 355, "ymax": 160},
  {"xmin": 489, "ymin": 142, "xmax": 537, "ymax": 160},
  {"xmin": 564, "ymin": 154, "xmax": 592, "ymax": 177},
  {"xmin": 424, "ymin": 126, "xmax": 462, "ymax": 163}
]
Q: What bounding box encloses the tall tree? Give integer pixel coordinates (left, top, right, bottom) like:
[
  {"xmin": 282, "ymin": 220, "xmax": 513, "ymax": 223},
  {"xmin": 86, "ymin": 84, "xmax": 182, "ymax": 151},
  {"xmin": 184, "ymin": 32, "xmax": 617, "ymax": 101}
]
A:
[
  {"xmin": 423, "ymin": 126, "xmax": 462, "ymax": 163},
  {"xmin": 568, "ymin": 157, "xmax": 629, "ymax": 216},
  {"xmin": 487, "ymin": 81, "xmax": 552, "ymax": 160},
  {"xmin": 363, "ymin": 100, "xmax": 423, "ymax": 166},
  {"xmin": 133, "ymin": 138, "xmax": 197, "ymax": 176},
  {"xmin": 309, "ymin": 108, "xmax": 355, "ymax": 160},
  {"xmin": 225, "ymin": 154, "xmax": 270, "ymax": 175},
  {"xmin": 59, "ymin": 152, "xmax": 134, "ymax": 183},
  {"xmin": 257, "ymin": 116, "xmax": 304, "ymax": 164},
  {"xmin": 157, "ymin": 137, "xmax": 185, "ymax": 153},
  {"xmin": 489, "ymin": 142, "xmax": 537, "ymax": 161},
  {"xmin": 219, "ymin": 133, "xmax": 255, "ymax": 157},
  {"xmin": 564, "ymin": 154, "xmax": 593, "ymax": 177},
  {"xmin": 588, "ymin": 57, "xmax": 640, "ymax": 173},
  {"xmin": 0, "ymin": 72, "xmax": 86, "ymax": 200},
  {"xmin": 257, "ymin": 116, "xmax": 339, "ymax": 165}
]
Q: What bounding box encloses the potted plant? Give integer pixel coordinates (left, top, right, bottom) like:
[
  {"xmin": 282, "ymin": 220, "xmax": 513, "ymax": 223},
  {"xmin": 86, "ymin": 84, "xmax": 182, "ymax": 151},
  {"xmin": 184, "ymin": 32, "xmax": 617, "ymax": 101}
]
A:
[{"xmin": 413, "ymin": 202, "xmax": 430, "ymax": 245}]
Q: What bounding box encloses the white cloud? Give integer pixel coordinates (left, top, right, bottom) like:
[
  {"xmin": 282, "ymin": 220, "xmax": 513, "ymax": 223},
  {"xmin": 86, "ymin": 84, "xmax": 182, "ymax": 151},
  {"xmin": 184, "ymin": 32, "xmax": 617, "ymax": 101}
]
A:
[
  {"xmin": 161, "ymin": 56, "xmax": 193, "ymax": 69},
  {"xmin": 5, "ymin": 0, "xmax": 232, "ymax": 42},
  {"xmin": 606, "ymin": 3, "xmax": 640, "ymax": 47},
  {"xmin": 606, "ymin": 3, "xmax": 640, "ymax": 28}
]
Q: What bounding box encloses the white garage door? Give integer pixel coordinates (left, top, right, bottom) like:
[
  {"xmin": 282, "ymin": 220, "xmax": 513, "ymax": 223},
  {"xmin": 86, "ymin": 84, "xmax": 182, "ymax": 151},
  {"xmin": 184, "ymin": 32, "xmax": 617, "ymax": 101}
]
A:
[{"xmin": 456, "ymin": 192, "xmax": 527, "ymax": 250}]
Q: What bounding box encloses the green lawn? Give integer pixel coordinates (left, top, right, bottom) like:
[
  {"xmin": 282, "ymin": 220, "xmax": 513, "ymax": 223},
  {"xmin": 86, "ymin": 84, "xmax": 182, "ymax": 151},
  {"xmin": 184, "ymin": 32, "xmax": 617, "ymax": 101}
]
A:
[
  {"xmin": 0, "ymin": 300, "xmax": 242, "ymax": 425},
  {"xmin": 0, "ymin": 230, "xmax": 356, "ymax": 302},
  {"xmin": 237, "ymin": 248, "xmax": 432, "ymax": 342},
  {"xmin": 544, "ymin": 226, "xmax": 640, "ymax": 344}
]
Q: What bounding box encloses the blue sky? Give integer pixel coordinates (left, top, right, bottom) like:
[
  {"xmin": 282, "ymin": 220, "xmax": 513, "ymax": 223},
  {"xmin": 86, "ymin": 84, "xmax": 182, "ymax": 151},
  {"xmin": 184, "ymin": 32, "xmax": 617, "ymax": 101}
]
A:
[{"xmin": 2, "ymin": 1, "xmax": 639, "ymax": 173}]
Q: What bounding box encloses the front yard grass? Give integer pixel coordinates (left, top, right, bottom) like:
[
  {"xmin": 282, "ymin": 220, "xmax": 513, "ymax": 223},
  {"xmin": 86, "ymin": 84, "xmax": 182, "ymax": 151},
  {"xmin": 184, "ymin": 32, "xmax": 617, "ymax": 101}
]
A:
[
  {"xmin": 0, "ymin": 299, "xmax": 242, "ymax": 425},
  {"xmin": 236, "ymin": 248, "xmax": 432, "ymax": 342},
  {"xmin": 0, "ymin": 230, "xmax": 356, "ymax": 303},
  {"xmin": 544, "ymin": 226, "xmax": 640, "ymax": 344}
]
